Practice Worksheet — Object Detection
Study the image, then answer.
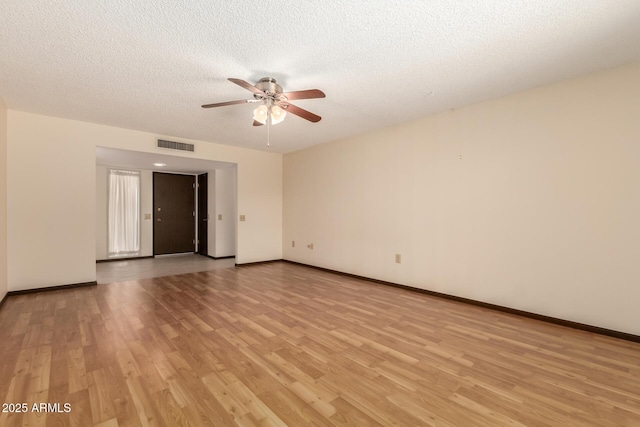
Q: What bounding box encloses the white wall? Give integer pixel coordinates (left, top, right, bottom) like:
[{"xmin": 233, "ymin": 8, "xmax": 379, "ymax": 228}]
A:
[
  {"xmin": 7, "ymin": 112, "xmax": 282, "ymax": 291},
  {"xmin": 283, "ymin": 62, "xmax": 640, "ymax": 335},
  {"xmin": 0, "ymin": 96, "xmax": 7, "ymax": 302},
  {"xmin": 95, "ymin": 166, "xmax": 153, "ymax": 260},
  {"xmin": 215, "ymin": 168, "xmax": 237, "ymax": 257}
]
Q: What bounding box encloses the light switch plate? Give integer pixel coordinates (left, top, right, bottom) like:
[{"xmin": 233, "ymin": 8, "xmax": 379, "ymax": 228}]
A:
[
  {"xmin": 239, "ymin": 215, "xmax": 246, "ymax": 222},
  {"xmin": 218, "ymin": 214, "xmax": 222, "ymax": 220}
]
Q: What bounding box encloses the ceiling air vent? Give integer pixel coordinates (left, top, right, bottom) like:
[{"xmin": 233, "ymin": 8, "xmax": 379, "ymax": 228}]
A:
[{"xmin": 157, "ymin": 139, "xmax": 195, "ymax": 152}]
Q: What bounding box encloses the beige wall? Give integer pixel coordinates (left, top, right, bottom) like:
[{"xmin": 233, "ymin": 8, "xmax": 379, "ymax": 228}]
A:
[
  {"xmin": 140, "ymin": 170, "xmax": 154, "ymax": 257},
  {"xmin": 0, "ymin": 96, "xmax": 7, "ymax": 302},
  {"xmin": 214, "ymin": 168, "xmax": 237, "ymax": 257},
  {"xmin": 95, "ymin": 164, "xmax": 108, "ymax": 259},
  {"xmin": 7, "ymin": 111, "xmax": 282, "ymax": 291},
  {"xmin": 284, "ymin": 62, "xmax": 640, "ymax": 335}
]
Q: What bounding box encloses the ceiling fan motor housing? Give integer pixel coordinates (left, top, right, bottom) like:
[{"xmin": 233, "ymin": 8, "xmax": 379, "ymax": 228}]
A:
[{"xmin": 255, "ymin": 77, "xmax": 283, "ymax": 98}]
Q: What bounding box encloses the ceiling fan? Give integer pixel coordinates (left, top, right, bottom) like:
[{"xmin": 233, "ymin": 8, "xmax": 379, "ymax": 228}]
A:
[{"xmin": 202, "ymin": 77, "xmax": 325, "ymax": 126}]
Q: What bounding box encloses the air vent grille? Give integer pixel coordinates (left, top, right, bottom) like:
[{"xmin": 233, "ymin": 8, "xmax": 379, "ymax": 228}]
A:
[{"xmin": 157, "ymin": 139, "xmax": 195, "ymax": 152}]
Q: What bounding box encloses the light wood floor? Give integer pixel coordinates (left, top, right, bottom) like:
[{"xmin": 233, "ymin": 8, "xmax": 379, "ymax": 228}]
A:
[{"xmin": 1, "ymin": 262, "xmax": 639, "ymax": 426}]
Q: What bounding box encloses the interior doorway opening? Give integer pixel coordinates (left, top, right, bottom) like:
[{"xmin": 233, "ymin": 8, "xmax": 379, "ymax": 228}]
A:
[{"xmin": 95, "ymin": 147, "xmax": 237, "ymax": 281}]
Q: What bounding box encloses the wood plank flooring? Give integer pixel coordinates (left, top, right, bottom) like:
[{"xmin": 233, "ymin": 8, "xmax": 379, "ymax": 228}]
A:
[{"xmin": 1, "ymin": 261, "xmax": 639, "ymax": 426}]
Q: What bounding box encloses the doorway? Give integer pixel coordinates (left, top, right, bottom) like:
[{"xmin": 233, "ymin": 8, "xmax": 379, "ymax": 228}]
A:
[
  {"xmin": 153, "ymin": 172, "xmax": 196, "ymax": 255},
  {"xmin": 96, "ymin": 147, "xmax": 238, "ymax": 280}
]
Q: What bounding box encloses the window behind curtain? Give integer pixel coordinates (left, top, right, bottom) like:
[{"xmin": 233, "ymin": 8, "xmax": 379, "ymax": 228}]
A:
[{"xmin": 108, "ymin": 169, "xmax": 140, "ymax": 257}]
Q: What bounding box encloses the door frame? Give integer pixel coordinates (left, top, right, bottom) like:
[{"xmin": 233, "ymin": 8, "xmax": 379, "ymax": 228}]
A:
[{"xmin": 197, "ymin": 173, "xmax": 209, "ymax": 256}]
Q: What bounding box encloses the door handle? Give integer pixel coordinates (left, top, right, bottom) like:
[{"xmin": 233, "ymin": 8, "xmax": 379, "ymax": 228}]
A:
[{"xmin": 157, "ymin": 218, "xmax": 162, "ymax": 222}]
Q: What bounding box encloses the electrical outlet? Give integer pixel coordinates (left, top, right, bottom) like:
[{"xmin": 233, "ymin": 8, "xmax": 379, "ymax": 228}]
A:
[
  {"xmin": 395, "ymin": 254, "xmax": 401, "ymax": 264},
  {"xmin": 307, "ymin": 243, "xmax": 314, "ymax": 249},
  {"xmin": 292, "ymin": 240, "xmax": 295, "ymax": 247},
  {"xmin": 218, "ymin": 214, "xmax": 222, "ymax": 220},
  {"xmin": 144, "ymin": 213, "xmax": 151, "ymax": 220},
  {"xmin": 239, "ymin": 215, "xmax": 246, "ymax": 221}
]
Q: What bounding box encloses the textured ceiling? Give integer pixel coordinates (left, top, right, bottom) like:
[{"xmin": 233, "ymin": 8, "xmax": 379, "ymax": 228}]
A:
[{"xmin": 1, "ymin": 1, "xmax": 639, "ymax": 153}]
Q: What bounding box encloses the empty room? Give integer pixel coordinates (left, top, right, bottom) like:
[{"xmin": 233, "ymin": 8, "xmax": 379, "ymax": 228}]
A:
[{"xmin": 1, "ymin": 1, "xmax": 639, "ymax": 426}]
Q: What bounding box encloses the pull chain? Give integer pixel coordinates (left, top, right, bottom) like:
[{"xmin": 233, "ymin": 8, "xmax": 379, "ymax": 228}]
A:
[{"xmin": 267, "ymin": 106, "xmax": 271, "ymax": 147}]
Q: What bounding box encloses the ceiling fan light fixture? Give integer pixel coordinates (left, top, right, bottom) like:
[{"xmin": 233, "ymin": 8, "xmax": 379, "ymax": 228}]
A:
[
  {"xmin": 253, "ymin": 105, "xmax": 268, "ymax": 124},
  {"xmin": 270, "ymin": 105, "xmax": 287, "ymax": 125},
  {"xmin": 203, "ymin": 77, "xmax": 325, "ymax": 134}
]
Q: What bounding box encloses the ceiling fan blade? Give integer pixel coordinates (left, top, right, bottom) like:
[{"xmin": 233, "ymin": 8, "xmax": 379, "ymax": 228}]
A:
[
  {"xmin": 280, "ymin": 102, "xmax": 322, "ymax": 123},
  {"xmin": 228, "ymin": 78, "xmax": 265, "ymax": 96},
  {"xmin": 280, "ymin": 89, "xmax": 326, "ymax": 100},
  {"xmin": 253, "ymin": 120, "xmax": 264, "ymax": 126},
  {"xmin": 201, "ymin": 99, "xmax": 250, "ymax": 108}
]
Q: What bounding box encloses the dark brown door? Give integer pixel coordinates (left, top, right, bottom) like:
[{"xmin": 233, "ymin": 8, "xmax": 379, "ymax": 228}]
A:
[
  {"xmin": 153, "ymin": 172, "xmax": 195, "ymax": 255},
  {"xmin": 197, "ymin": 173, "xmax": 208, "ymax": 255}
]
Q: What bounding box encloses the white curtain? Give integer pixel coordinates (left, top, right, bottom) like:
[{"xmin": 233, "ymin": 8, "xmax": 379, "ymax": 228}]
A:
[{"xmin": 108, "ymin": 169, "xmax": 140, "ymax": 256}]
